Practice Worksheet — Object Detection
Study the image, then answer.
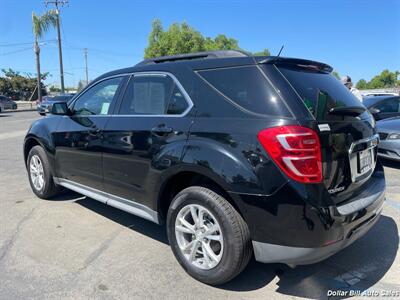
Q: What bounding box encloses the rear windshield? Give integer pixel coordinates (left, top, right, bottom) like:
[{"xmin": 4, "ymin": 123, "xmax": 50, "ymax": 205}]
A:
[
  {"xmin": 198, "ymin": 66, "xmax": 291, "ymax": 117},
  {"xmin": 278, "ymin": 67, "xmax": 365, "ymax": 120}
]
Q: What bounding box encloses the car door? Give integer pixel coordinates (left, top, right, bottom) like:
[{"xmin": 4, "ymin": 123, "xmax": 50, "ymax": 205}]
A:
[
  {"xmin": 102, "ymin": 72, "xmax": 194, "ymax": 209},
  {"xmin": 372, "ymin": 97, "xmax": 400, "ymax": 120},
  {"xmin": 53, "ymin": 76, "xmax": 127, "ymax": 191}
]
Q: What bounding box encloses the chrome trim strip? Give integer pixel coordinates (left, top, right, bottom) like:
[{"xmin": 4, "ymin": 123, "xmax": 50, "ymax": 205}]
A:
[
  {"xmin": 54, "ymin": 177, "xmax": 160, "ymax": 224},
  {"xmin": 348, "ymin": 134, "xmax": 379, "ymax": 154}
]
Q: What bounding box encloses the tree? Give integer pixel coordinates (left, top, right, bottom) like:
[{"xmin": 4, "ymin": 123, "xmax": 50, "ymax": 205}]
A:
[
  {"xmin": 32, "ymin": 10, "xmax": 57, "ymax": 101},
  {"xmin": 368, "ymin": 69, "xmax": 399, "ymax": 89},
  {"xmin": 0, "ymin": 68, "xmax": 49, "ymax": 100},
  {"xmin": 356, "ymin": 69, "xmax": 400, "ymax": 89},
  {"xmin": 49, "ymin": 85, "xmax": 61, "ymax": 93},
  {"xmin": 204, "ymin": 34, "xmax": 239, "ymax": 51},
  {"xmin": 144, "ymin": 19, "xmax": 270, "ymax": 59},
  {"xmin": 253, "ymin": 49, "xmax": 271, "ymax": 56},
  {"xmin": 356, "ymin": 79, "xmax": 368, "ymax": 89}
]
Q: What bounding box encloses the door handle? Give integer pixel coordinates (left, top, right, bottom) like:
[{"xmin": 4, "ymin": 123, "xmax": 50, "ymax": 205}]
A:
[
  {"xmin": 151, "ymin": 126, "xmax": 173, "ymax": 135},
  {"xmin": 89, "ymin": 127, "xmax": 102, "ymax": 136}
]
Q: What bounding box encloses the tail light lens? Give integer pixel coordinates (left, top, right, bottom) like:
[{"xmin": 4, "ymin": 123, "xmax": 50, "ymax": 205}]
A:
[{"xmin": 257, "ymin": 125, "xmax": 322, "ymax": 183}]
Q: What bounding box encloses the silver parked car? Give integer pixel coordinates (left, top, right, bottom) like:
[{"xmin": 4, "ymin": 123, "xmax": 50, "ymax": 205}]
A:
[
  {"xmin": 0, "ymin": 95, "xmax": 17, "ymax": 113},
  {"xmin": 377, "ymin": 117, "xmax": 400, "ymax": 161}
]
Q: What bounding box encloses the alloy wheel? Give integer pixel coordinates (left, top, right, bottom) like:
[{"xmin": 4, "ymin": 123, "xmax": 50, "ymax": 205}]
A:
[
  {"xmin": 30, "ymin": 155, "xmax": 45, "ymax": 191},
  {"xmin": 175, "ymin": 204, "xmax": 224, "ymax": 270}
]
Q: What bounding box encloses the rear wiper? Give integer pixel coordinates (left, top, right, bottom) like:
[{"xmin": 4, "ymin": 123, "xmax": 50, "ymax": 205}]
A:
[{"xmin": 329, "ymin": 106, "xmax": 366, "ymax": 116}]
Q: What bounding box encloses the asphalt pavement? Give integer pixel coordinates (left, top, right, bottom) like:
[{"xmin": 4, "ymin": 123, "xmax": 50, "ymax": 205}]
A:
[{"xmin": 0, "ymin": 111, "xmax": 399, "ymax": 300}]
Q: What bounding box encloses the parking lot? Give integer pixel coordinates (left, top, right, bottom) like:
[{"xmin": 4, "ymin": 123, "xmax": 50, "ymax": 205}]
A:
[{"xmin": 0, "ymin": 111, "xmax": 399, "ymax": 299}]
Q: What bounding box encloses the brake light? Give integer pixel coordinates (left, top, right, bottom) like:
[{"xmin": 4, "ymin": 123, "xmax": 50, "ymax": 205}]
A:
[{"xmin": 257, "ymin": 125, "xmax": 322, "ymax": 183}]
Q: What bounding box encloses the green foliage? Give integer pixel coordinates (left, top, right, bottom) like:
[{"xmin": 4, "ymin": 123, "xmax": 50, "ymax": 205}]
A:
[
  {"xmin": 356, "ymin": 70, "xmax": 400, "ymax": 89},
  {"xmin": 355, "ymin": 79, "xmax": 368, "ymax": 89},
  {"xmin": 144, "ymin": 19, "xmax": 269, "ymax": 59},
  {"xmin": 32, "ymin": 10, "xmax": 58, "ymax": 39},
  {"xmin": 252, "ymin": 49, "xmax": 271, "ymax": 56},
  {"xmin": 49, "ymin": 85, "xmax": 61, "ymax": 93},
  {"xmin": 0, "ymin": 68, "xmax": 48, "ymax": 100},
  {"xmin": 332, "ymin": 71, "xmax": 340, "ymax": 80}
]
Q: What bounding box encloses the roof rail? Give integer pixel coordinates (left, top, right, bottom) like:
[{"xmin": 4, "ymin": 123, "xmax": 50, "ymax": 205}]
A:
[{"xmin": 135, "ymin": 50, "xmax": 248, "ymax": 66}]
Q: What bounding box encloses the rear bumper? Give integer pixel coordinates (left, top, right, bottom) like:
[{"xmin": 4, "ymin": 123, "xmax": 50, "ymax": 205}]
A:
[{"xmin": 253, "ymin": 189, "xmax": 385, "ymax": 265}]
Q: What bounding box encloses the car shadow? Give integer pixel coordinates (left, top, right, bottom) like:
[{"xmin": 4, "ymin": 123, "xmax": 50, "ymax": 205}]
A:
[
  {"xmin": 220, "ymin": 215, "xmax": 398, "ymax": 299},
  {"xmin": 75, "ymin": 196, "xmax": 169, "ymax": 244},
  {"xmin": 0, "ymin": 114, "xmax": 11, "ymax": 118},
  {"xmin": 55, "ymin": 192, "xmax": 398, "ymax": 299},
  {"xmin": 380, "ymin": 157, "xmax": 400, "ymax": 170}
]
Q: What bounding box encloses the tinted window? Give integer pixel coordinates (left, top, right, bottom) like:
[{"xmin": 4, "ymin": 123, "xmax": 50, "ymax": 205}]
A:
[
  {"xmin": 119, "ymin": 74, "xmax": 189, "ymax": 115},
  {"xmin": 278, "ymin": 67, "xmax": 364, "ymax": 120},
  {"xmin": 198, "ymin": 66, "xmax": 290, "ymax": 117},
  {"xmin": 73, "ymin": 77, "xmax": 122, "ymax": 115},
  {"xmin": 374, "ymin": 97, "xmax": 400, "ymax": 113}
]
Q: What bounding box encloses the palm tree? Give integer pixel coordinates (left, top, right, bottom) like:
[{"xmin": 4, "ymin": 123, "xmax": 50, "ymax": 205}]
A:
[{"xmin": 32, "ymin": 10, "xmax": 57, "ymax": 102}]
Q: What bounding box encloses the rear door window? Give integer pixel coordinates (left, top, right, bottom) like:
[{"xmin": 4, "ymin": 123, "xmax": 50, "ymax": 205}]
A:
[
  {"xmin": 277, "ymin": 67, "xmax": 365, "ymax": 120},
  {"xmin": 374, "ymin": 97, "xmax": 400, "ymax": 113},
  {"xmin": 118, "ymin": 74, "xmax": 190, "ymax": 115},
  {"xmin": 198, "ymin": 66, "xmax": 291, "ymax": 117}
]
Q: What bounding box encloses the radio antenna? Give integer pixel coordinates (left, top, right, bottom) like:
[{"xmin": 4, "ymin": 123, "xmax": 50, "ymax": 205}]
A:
[{"xmin": 277, "ymin": 45, "xmax": 284, "ymax": 57}]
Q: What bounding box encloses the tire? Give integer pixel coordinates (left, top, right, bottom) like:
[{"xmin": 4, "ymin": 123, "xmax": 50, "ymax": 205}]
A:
[
  {"xmin": 27, "ymin": 145, "xmax": 61, "ymax": 199},
  {"xmin": 167, "ymin": 186, "xmax": 252, "ymax": 285}
]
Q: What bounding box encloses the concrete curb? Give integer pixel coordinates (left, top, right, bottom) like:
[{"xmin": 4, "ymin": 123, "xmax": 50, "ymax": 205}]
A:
[{"xmin": 2, "ymin": 108, "xmax": 37, "ymax": 113}]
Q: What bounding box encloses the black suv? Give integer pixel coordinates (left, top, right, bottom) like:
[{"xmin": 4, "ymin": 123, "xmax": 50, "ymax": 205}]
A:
[{"xmin": 24, "ymin": 50, "xmax": 385, "ymax": 285}]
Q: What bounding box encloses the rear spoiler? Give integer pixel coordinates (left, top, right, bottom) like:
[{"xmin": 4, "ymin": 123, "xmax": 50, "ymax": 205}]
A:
[{"xmin": 258, "ymin": 56, "xmax": 333, "ymax": 73}]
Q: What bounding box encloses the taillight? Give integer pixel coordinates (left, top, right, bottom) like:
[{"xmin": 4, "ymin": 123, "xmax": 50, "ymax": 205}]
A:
[{"xmin": 257, "ymin": 125, "xmax": 322, "ymax": 183}]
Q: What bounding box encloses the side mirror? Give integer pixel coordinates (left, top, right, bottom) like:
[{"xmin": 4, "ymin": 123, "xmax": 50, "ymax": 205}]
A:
[
  {"xmin": 369, "ymin": 107, "xmax": 380, "ymax": 115},
  {"xmin": 51, "ymin": 102, "xmax": 70, "ymax": 115}
]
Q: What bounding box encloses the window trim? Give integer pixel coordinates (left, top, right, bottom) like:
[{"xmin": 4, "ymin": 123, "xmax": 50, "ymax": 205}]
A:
[{"xmin": 114, "ymin": 71, "xmax": 194, "ymax": 118}]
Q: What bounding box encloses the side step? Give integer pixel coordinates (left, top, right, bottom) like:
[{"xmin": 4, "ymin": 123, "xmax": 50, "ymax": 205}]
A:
[{"xmin": 54, "ymin": 177, "xmax": 160, "ymax": 224}]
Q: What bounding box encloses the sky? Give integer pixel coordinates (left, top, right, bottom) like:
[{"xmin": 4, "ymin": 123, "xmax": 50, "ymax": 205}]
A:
[{"xmin": 0, "ymin": 0, "xmax": 399, "ymax": 88}]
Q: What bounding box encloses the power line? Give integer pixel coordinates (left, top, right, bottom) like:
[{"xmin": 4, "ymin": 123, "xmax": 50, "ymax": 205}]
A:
[
  {"xmin": 0, "ymin": 47, "xmax": 32, "ymax": 56},
  {"xmin": 0, "ymin": 39, "xmax": 57, "ymax": 47}
]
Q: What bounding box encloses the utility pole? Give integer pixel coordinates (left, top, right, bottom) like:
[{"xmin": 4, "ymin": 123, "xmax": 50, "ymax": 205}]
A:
[
  {"xmin": 84, "ymin": 48, "xmax": 89, "ymax": 85},
  {"xmin": 45, "ymin": 0, "xmax": 68, "ymax": 93}
]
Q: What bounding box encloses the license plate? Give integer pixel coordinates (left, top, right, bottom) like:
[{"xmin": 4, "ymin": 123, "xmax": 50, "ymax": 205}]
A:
[{"xmin": 358, "ymin": 149, "xmax": 372, "ymax": 174}]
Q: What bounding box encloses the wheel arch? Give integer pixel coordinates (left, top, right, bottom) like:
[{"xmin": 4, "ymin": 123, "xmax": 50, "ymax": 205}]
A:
[
  {"xmin": 156, "ymin": 167, "xmax": 245, "ymax": 223},
  {"xmin": 24, "ymin": 136, "xmax": 43, "ymax": 166}
]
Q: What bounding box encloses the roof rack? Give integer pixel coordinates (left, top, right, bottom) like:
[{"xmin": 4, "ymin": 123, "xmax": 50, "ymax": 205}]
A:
[{"xmin": 135, "ymin": 50, "xmax": 248, "ymax": 66}]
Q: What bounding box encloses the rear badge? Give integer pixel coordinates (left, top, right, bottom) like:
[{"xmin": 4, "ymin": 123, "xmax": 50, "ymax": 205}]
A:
[
  {"xmin": 328, "ymin": 186, "xmax": 345, "ymax": 194},
  {"xmin": 318, "ymin": 124, "xmax": 331, "ymax": 132}
]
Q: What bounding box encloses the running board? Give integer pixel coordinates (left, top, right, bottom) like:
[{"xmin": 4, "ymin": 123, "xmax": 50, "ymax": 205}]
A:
[{"xmin": 54, "ymin": 177, "xmax": 160, "ymax": 224}]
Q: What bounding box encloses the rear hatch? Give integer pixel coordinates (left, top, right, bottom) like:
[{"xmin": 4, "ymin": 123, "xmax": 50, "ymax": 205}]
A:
[{"xmin": 261, "ymin": 58, "xmax": 379, "ymax": 204}]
